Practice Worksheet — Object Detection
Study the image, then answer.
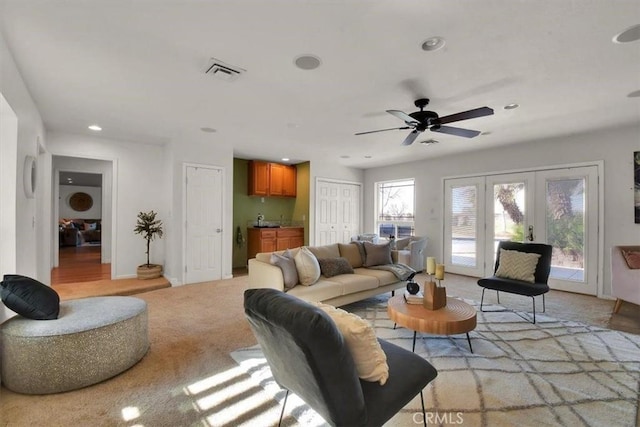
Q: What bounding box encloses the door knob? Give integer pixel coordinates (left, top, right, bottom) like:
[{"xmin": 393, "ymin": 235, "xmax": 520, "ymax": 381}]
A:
[{"xmin": 216, "ymin": 228, "xmax": 222, "ymax": 233}]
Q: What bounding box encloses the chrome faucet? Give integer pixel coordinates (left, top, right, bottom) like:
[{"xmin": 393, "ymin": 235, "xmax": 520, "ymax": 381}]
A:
[{"xmin": 257, "ymin": 213, "xmax": 264, "ymax": 227}]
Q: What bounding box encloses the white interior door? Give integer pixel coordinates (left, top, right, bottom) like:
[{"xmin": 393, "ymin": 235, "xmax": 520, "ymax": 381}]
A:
[
  {"xmin": 316, "ymin": 180, "xmax": 339, "ymax": 245},
  {"xmin": 315, "ymin": 179, "xmax": 362, "ymax": 245},
  {"xmin": 185, "ymin": 165, "xmax": 223, "ymax": 284}
]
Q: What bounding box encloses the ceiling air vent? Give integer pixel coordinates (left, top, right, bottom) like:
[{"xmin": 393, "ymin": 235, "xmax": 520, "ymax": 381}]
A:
[{"xmin": 205, "ymin": 58, "xmax": 245, "ymax": 82}]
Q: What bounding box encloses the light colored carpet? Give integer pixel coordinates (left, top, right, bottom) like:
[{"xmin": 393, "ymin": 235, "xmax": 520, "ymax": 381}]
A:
[
  {"xmin": 231, "ymin": 298, "xmax": 640, "ymax": 427},
  {"xmin": 1, "ymin": 273, "xmax": 638, "ymax": 426}
]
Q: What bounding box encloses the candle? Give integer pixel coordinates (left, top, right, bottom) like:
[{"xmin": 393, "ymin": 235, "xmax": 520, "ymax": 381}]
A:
[
  {"xmin": 435, "ymin": 264, "xmax": 445, "ymax": 280},
  {"xmin": 426, "ymin": 257, "xmax": 436, "ymax": 275}
]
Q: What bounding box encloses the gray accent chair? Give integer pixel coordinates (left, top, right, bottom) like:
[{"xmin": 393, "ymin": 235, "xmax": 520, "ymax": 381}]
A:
[
  {"xmin": 244, "ymin": 288, "xmax": 438, "ymax": 426},
  {"xmin": 477, "ymin": 241, "xmax": 553, "ymax": 324},
  {"xmin": 391, "ymin": 236, "xmax": 428, "ymax": 272}
]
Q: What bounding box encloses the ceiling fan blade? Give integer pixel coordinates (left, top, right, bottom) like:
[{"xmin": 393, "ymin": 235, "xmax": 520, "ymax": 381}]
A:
[
  {"xmin": 355, "ymin": 126, "xmax": 410, "ymax": 136},
  {"xmin": 387, "ymin": 109, "xmax": 419, "ymax": 124},
  {"xmin": 402, "ymin": 130, "xmax": 420, "ymax": 146},
  {"xmin": 437, "ymin": 106, "xmax": 494, "ymax": 125},
  {"xmin": 431, "ymin": 125, "xmax": 481, "ymax": 138}
]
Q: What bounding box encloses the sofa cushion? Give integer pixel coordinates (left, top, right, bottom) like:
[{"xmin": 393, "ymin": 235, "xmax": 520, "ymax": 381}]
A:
[
  {"xmin": 363, "ymin": 242, "xmax": 393, "ymax": 267},
  {"xmin": 495, "ymin": 249, "xmax": 541, "ymax": 283},
  {"xmin": 314, "ymin": 302, "xmax": 389, "ymax": 385},
  {"xmin": 287, "ymin": 279, "xmax": 343, "ymax": 302},
  {"xmin": 294, "ymin": 247, "xmax": 321, "ymax": 286},
  {"xmin": 318, "ymin": 257, "xmax": 354, "ymax": 278},
  {"xmin": 270, "ymin": 249, "xmax": 299, "ymax": 291},
  {"xmin": 0, "ymin": 274, "xmax": 60, "ymax": 320},
  {"xmin": 353, "ymin": 268, "xmax": 399, "ymax": 287},
  {"xmin": 339, "ymin": 243, "xmax": 363, "ymax": 268},
  {"xmin": 308, "ymin": 244, "xmax": 340, "ymax": 260},
  {"xmin": 326, "ymin": 273, "xmax": 379, "ymax": 293}
]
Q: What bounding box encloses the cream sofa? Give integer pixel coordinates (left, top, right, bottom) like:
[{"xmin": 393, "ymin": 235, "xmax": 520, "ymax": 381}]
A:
[{"xmin": 247, "ymin": 242, "xmax": 407, "ymax": 307}]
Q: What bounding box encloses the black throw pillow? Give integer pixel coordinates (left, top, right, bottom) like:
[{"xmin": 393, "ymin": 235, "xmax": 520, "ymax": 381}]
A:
[{"xmin": 0, "ymin": 274, "xmax": 60, "ymax": 320}]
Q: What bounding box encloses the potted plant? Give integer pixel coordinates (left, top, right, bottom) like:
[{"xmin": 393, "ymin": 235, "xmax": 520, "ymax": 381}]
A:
[{"xmin": 134, "ymin": 210, "xmax": 164, "ymax": 279}]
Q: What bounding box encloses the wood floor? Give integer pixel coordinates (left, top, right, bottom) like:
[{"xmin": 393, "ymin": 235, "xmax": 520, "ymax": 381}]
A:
[{"xmin": 51, "ymin": 245, "xmax": 170, "ymax": 300}]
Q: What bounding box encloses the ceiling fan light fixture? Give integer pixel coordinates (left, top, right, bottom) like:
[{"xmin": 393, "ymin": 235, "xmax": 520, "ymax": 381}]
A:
[
  {"xmin": 504, "ymin": 103, "xmax": 519, "ymax": 110},
  {"xmin": 419, "ymin": 139, "xmax": 439, "ymax": 145},
  {"xmin": 421, "ymin": 36, "xmax": 445, "ymax": 51},
  {"xmin": 613, "ymin": 24, "xmax": 640, "ymax": 43}
]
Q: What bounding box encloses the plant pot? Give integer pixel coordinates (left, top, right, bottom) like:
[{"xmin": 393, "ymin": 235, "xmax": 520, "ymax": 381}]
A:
[{"xmin": 137, "ymin": 264, "xmax": 163, "ymax": 280}]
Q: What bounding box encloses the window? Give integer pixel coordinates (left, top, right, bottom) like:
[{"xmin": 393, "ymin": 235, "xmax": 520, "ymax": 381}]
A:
[{"xmin": 375, "ymin": 179, "xmax": 415, "ymax": 239}]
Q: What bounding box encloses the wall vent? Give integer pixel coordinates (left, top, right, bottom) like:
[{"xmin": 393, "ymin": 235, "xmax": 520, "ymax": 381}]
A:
[{"xmin": 205, "ymin": 58, "xmax": 245, "ymax": 82}]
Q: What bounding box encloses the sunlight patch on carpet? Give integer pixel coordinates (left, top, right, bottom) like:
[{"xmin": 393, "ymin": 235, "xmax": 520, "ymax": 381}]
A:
[{"xmin": 231, "ymin": 298, "xmax": 640, "ymax": 427}]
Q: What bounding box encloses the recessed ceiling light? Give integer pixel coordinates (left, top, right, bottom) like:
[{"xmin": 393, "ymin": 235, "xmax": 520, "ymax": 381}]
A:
[
  {"xmin": 294, "ymin": 55, "xmax": 321, "ymax": 70},
  {"xmin": 364, "ymin": 155, "xmax": 372, "ymax": 159},
  {"xmin": 200, "ymin": 127, "xmax": 217, "ymax": 133},
  {"xmin": 340, "ymin": 155, "xmax": 350, "ymax": 159},
  {"xmin": 88, "ymin": 125, "xmax": 102, "ymax": 131},
  {"xmin": 281, "ymin": 158, "xmax": 290, "ymax": 162},
  {"xmin": 613, "ymin": 24, "xmax": 640, "ymax": 43},
  {"xmin": 421, "ymin": 36, "xmax": 446, "ymax": 51},
  {"xmin": 504, "ymin": 103, "xmax": 519, "ymax": 110},
  {"xmin": 627, "ymin": 89, "xmax": 640, "ymax": 98}
]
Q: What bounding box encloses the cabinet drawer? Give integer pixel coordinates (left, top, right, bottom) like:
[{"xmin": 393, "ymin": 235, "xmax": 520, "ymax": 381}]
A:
[
  {"xmin": 277, "ymin": 228, "xmax": 303, "ymax": 238},
  {"xmin": 260, "ymin": 230, "xmax": 277, "ymax": 238}
]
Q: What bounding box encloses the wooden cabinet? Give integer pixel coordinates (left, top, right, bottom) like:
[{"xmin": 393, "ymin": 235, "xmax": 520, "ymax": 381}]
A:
[
  {"xmin": 248, "ymin": 160, "xmax": 270, "ymax": 196},
  {"xmin": 247, "ymin": 227, "xmax": 304, "ymax": 259},
  {"xmin": 248, "ymin": 161, "xmax": 296, "ymax": 197}
]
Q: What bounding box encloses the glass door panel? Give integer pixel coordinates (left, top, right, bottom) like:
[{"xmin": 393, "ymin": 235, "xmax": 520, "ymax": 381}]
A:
[
  {"xmin": 536, "ymin": 166, "xmax": 598, "ymax": 295},
  {"xmin": 444, "ymin": 177, "xmax": 485, "ymax": 277}
]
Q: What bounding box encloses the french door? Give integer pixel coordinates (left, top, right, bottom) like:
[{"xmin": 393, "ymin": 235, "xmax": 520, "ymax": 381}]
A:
[{"xmin": 444, "ymin": 165, "xmax": 599, "ymax": 295}]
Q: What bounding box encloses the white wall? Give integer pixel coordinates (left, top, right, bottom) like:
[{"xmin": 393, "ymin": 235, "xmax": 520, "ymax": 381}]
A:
[
  {"xmin": 48, "ymin": 132, "xmax": 168, "ymax": 279},
  {"xmin": 0, "ymin": 31, "xmax": 50, "ymax": 323},
  {"xmin": 363, "ymin": 124, "xmax": 640, "ymax": 297}
]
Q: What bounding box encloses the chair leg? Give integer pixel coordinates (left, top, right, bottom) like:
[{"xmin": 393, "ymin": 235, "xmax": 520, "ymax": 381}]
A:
[
  {"xmin": 496, "ymin": 290, "xmax": 500, "ymax": 304},
  {"xmin": 542, "ymin": 294, "xmax": 546, "ymax": 313},
  {"xmin": 480, "ymin": 288, "xmax": 486, "ymax": 311},
  {"xmin": 391, "ymin": 290, "xmax": 395, "ymax": 297},
  {"xmin": 420, "ymin": 390, "xmax": 426, "ymax": 427},
  {"xmin": 278, "ymin": 389, "xmax": 289, "ymax": 427},
  {"xmin": 613, "ymin": 298, "xmax": 623, "ymax": 314},
  {"xmin": 531, "ymin": 296, "xmax": 536, "ymax": 324}
]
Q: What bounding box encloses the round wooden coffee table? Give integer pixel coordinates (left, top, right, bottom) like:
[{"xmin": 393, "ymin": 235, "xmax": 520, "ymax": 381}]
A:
[{"xmin": 387, "ymin": 294, "xmax": 477, "ymax": 352}]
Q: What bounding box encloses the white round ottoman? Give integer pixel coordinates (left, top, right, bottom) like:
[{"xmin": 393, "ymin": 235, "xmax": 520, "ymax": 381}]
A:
[{"xmin": 1, "ymin": 296, "xmax": 149, "ymax": 394}]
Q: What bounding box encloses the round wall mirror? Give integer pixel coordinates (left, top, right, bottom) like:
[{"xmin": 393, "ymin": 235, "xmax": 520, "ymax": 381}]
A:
[
  {"xmin": 23, "ymin": 155, "xmax": 36, "ymax": 199},
  {"xmin": 69, "ymin": 192, "xmax": 93, "ymax": 212}
]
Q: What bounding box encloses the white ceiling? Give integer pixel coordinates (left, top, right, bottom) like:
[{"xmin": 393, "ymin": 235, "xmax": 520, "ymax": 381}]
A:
[{"xmin": 1, "ymin": 0, "xmax": 639, "ymax": 169}]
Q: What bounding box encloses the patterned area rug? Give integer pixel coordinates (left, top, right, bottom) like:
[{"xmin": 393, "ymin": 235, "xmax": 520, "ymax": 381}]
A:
[{"xmin": 231, "ymin": 297, "xmax": 640, "ymax": 426}]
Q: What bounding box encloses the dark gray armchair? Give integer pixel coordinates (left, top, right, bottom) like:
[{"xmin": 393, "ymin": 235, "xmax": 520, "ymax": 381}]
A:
[
  {"xmin": 244, "ymin": 288, "xmax": 438, "ymax": 427},
  {"xmin": 477, "ymin": 241, "xmax": 553, "ymax": 323}
]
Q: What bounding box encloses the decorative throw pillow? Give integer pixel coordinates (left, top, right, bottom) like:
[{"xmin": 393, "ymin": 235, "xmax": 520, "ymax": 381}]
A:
[
  {"xmin": 294, "ymin": 247, "xmax": 321, "ymax": 286},
  {"xmin": 495, "ymin": 249, "xmax": 541, "ymax": 283},
  {"xmin": 314, "ymin": 302, "xmax": 389, "ymax": 385},
  {"xmin": 0, "ymin": 274, "xmax": 60, "ymax": 320},
  {"xmin": 318, "ymin": 257, "xmax": 354, "ymax": 278},
  {"xmin": 338, "ymin": 243, "xmax": 363, "ymax": 268},
  {"xmin": 270, "ymin": 249, "xmax": 299, "ymax": 291},
  {"xmin": 621, "ymin": 249, "xmax": 640, "ymax": 269},
  {"xmin": 363, "ymin": 242, "xmax": 393, "ymax": 267}
]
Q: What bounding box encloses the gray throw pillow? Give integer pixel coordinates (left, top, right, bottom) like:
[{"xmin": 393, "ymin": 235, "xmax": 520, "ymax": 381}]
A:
[
  {"xmin": 270, "ymin": 249, "xmax": 299, "ymax": 291},
  {"xmin": 318, "ymin": 257, "xmax": 355, "ymax": 278},
  {"xmin": 363, "ymin": 242, "xmax": 393, "ymax": 267}
]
